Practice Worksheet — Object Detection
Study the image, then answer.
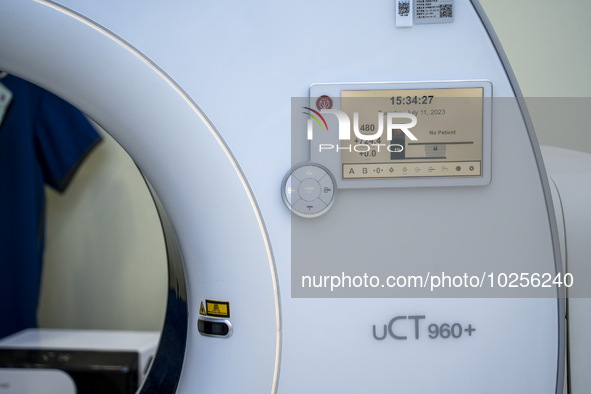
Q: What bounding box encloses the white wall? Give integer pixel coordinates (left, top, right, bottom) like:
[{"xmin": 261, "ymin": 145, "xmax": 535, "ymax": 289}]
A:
[
  {"xmin": 480, "ymin": 0, "xmax": 591, "ymax": 152},
  {"xmin": 38, "ymin": 127, "xmax": 167, "ymax": 331},
  {"xmin": 481, "ymin": 0, "xmax": 591, "ymax": 98},
  {"xmin": 38, "ymin": 0, "xmax": 591, "ymax": 331}
]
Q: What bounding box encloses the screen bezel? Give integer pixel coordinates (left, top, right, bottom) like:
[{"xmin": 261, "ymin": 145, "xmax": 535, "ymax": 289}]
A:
[{"xmin": 309, "ymin": 81, "xmax": 492, "ymax": 189}]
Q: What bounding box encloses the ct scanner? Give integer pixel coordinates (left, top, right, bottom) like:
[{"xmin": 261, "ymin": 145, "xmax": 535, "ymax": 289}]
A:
[{"xmin": 0, "ymin": 0, "xmax": 590, "ymax": 393}]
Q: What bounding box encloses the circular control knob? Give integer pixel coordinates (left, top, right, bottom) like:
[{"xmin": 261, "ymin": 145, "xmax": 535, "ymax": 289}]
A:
[{"xmin": 282, "ymin": 163, "xmax": 336, "ymax": 218}]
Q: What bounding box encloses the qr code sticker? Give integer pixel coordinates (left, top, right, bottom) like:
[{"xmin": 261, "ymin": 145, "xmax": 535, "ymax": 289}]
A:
[
  {"xmin": 398, "ymin": 1, "xmax": 410, "ymax": 17},
  {"xmin": 440, "ymin": 4, "xmax": 453, "ymax": 18}
]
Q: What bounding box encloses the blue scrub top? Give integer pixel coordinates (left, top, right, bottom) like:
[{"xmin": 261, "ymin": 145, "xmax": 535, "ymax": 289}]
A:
[{"xmin": 0, "ymin": 75, "xmax": 101, "ymax": 339}]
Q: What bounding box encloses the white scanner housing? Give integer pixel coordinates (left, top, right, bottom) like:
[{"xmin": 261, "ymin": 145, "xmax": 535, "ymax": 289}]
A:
[{"xmin": 1, "ymin": 0, "xmax": 588, "ymax": 393}]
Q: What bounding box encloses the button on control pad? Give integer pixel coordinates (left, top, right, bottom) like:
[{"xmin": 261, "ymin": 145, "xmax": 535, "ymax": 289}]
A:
[{"xmin": 282, "ymin": 163, "xmax": 336, "ymax": 218}]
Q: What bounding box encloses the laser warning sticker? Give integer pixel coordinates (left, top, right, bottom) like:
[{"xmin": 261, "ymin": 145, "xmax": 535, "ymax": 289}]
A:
[
  {"xmin": 199, "ymin": 302, "xmax": 206, "ymax": 316},
  {"xmin": 204, "ymin": 299, "xmax": 231, "ymax": 318}
]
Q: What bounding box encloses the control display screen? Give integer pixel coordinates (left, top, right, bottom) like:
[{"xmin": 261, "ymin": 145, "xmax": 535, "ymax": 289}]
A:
[{"xmin": 339, "ymin": 88, "xmax": 484, "ymax": 180}]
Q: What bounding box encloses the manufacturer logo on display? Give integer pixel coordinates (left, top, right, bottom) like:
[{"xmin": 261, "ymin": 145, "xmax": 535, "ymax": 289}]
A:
[{"xmin": 316, "ymin": 95, "xmax": 333, "ymax": 110}]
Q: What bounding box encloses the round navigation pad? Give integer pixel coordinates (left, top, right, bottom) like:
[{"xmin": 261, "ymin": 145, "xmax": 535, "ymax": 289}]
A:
[{"xmin": 281, "ymin": 163, "xmax": 336, "ymax": 218}]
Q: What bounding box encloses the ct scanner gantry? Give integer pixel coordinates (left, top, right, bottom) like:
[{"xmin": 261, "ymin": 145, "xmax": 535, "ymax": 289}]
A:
[{"xmin": 1, "ymin": 0, "xmax": 590, "ymax": 393}]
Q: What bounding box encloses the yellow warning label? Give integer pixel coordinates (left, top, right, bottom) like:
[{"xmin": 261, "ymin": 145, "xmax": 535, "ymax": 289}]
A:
[
  {"xmin": 205, "ymin": 299, "xmax": 230, "ymax": 318},
  {"xmin": 199, "ymin": 302, "xmax": 206, "ymax": 316}
]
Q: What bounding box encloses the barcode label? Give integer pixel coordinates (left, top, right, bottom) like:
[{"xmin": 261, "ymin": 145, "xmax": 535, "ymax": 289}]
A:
[
  {"xmin": 415, "ymin": 0, "xmax": 454, "ymax": 24},
  {"xmin": 396, "ymin": 0, "xmax": 413, "ymax": 27},
  {"xmin": 440, "ymin": 4, "xmax": 453, "ymax": 18},
  {"xmin": 398, "ymin": 1, "xmax": 410, "ymax": 16}
]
